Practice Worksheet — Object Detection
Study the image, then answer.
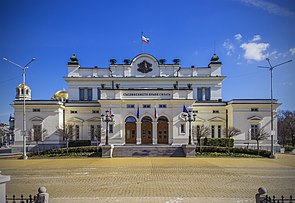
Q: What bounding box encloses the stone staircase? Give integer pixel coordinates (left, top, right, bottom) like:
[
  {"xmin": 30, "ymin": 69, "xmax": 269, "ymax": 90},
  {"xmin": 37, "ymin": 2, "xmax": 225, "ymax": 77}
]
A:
[{"xmin": 112, "ymin": 145, "xmax": 186, "ymax": 157}]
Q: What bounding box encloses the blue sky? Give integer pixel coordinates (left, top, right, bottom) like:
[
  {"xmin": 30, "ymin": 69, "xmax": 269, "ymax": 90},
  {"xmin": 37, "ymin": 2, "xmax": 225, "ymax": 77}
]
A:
[{"xmin": 1, "ymin": 0, "xmax": 295, "ymax": 123}]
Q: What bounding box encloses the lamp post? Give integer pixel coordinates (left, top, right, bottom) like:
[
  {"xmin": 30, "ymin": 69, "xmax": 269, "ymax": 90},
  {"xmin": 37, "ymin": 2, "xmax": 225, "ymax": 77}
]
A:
[
  {"xmin": 3, "ymin": 57, "xmax": 36, "ymax": 160},
  {"xmin": 183, "ymin": 109, "xmax": 196, "ymax": 145},
  {"xmin": 258, "ymin": 58, "xmax": 292, "ymax": 158},
  {"xmin": 101, "ymin": 110, "xmax": 114, "ymax": 145}
]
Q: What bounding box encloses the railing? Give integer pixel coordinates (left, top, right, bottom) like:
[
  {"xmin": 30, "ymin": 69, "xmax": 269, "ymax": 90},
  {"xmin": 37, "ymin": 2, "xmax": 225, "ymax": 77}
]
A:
[
  {"xmin": 263, "ymin": 195, "xmax": 293, "ymax": 203},
  {"xmin": 6, "ymin": 194, "xmax": 36, "ymax": 203}
]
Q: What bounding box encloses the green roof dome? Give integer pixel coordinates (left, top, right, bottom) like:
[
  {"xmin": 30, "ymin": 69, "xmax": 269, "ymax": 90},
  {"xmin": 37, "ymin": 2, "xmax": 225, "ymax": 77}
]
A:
[
  {"xmin": 70, "ymin": 54, "xmax": 78, "ymax": 62},
  {"xmin": 211, "ymin": 53, "xmax": 219, "ymax": 62}
]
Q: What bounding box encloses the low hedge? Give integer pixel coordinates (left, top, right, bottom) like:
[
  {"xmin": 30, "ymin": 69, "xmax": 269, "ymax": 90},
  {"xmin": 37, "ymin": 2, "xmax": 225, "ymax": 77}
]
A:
[
  {"xmin": 200, "ymin": 138, "xmax": 234, "ymax": 147},
  {"xmin": 284, "ymin": 145, "xmax": 295, "ymax": 152},
  {"xmin": 196, "ymin": 146, "xmax": 271, "ymax": 157},
  {"xmin": 69, "ymin": 140, "xmax": 91, "ymax": 147},
  {"xmin": 28, "ymin": 146, "xmax": 102, "ymax": 157}
]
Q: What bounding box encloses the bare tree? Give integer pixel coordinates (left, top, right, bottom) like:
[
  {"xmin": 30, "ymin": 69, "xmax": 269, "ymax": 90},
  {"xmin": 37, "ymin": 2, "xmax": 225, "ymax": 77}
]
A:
[
  {"xmin": 28, "ymin": 127, "xmax": 47, "ymax": 154},
  {"xmin": 0, "ymin": 126, "xmax": 8, "ymax": 147},
  {"xmin": 193, "ymin": 124, "xmax": 210, "ymax": 147},
  {"xmin": 91, "ymin": 125, "xmax": 102, "ymax": 152},
  {"xmin": 223, "ymin": 127, "xmax": 241, "ymax": 148},
  {"xmin": 278, "ymin": 110, "xmax": 295, "ymax": 146},
  {"xmin": 252, "ymin": 127, "xmax": 269, "ymax": 154},
  {"xmin": 56, "ymin": 124, "xmax": 76, "ymax": 154}
]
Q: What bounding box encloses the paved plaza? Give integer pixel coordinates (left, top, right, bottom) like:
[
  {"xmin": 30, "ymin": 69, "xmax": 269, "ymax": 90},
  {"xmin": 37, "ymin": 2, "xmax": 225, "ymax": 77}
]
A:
[{"xmin": 1, "ymin": 154, "xmax": 295, "ymax": 203}]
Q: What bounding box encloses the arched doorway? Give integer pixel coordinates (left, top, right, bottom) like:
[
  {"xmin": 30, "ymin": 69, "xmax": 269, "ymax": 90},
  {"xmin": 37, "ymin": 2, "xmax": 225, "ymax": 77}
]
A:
[
  {"xmin": 125, "ymin": 116, "xmax": 137, "ymax": 144},
  {"xmin": 157, "ymin": 116, "xmax": 169, "ymax": 144},
  {"xmin": 141, "ymin": 116, "xmax": 153, "ymax": 144}
]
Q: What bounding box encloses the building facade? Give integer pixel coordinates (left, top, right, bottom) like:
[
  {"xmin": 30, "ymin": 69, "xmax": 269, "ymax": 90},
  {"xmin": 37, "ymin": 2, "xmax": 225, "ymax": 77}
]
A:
[{"xmin": 12, "ymin": 53, "xmax": 280, "ymax": 151}]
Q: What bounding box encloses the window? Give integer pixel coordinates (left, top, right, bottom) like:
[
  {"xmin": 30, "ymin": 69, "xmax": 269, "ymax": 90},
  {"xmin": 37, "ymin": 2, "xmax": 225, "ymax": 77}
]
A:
[
  {"xmin": 218, "ymin": 125, "xmax": 221, "ymax": 138},
  {"xmin": 109, "ymin": 124, "xmax": 113, "ymax": 133},
  {"xmin": 75, "ymin": 125, "xmax": 80, "ymax": 140},
  {"xmin": 143, "ymin": 104, "xmax": 151, "ymax": 108},
  {"xmin": 213, "ymin": 110, "xmax": 219, "ymax": 114},
  {"xmin": 180, "ymin": 124, "xmax": 185, "ymax": 134},
  {"xmin": 127, "ymin": 104, "xmax": 135, "ymax": 108},
  {"xmin": 92, "ymin": 110, "xmax": 99, "ymax": 114},
  {"xmin": 211, "ymin": 125, "xmax": 215, "ymax": 138},
  {"xmin": 196, "ymin": 87, "xmax": 211, "ymax": 101},
  {"xmin": 70, "ymin": 110, "xmax": 78, "ymax": 114},
  {"xmin": 251, "ymin": 124, "xmax": 259, "ymax": 140},
  {"xmin": 90, "ymin": 125, "xmax": 101, "ymax": 141},
  {"xmin": 251, "ymin": 108, "xmax": 259, "ymax": 112},
  {"xmin": 79, "ymin": 88, "xmax": 92, "ymax": 101},
  {"xmin": 196, "ymin": 125, "xmax": 200, "ymax": 138},
  {"xmin": 33, "ymin": 108, "xmax": 40, "ymax": 112},
  {"xmin": 193, "ymin": 110, "xmax": 198, "ymax": 113},
  {"xmin": 159, "ymin": 104, "xmax": 167, "ymax": 108},
  {"xmin": 33, "ymin": 125, "xmax": 42, "ymax": 141}
]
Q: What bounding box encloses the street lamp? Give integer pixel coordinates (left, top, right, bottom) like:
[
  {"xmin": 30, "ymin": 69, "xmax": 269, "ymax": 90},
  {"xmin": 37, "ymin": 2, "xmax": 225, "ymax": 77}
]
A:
[
  {"xmin": 3, "ymin": 57, "xmax": 36, "ymax": 160},
  {"xmin": 183, "ymin": 109, "xmax": 196, "ymax": 145},
  {"xmin": 258, "ymin": 58, "xmax": 292, "ymax": 158},
  {"xmin": 101, "ymin": 110, "xmax": 114, "ymax": 145}
]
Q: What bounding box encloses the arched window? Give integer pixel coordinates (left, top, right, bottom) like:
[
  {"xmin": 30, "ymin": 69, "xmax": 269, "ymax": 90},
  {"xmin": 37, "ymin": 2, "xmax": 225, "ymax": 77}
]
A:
[
  {"xmin": 141, "ymin": 116, "xmax": 152, "ymax": 122},
  {"xmin": 125, "ymin": 116, "xmax": 136, "ymax": 123},
  {"xmin": 157, "ymin": 116, "xmax": 168, "ymax": 122}
]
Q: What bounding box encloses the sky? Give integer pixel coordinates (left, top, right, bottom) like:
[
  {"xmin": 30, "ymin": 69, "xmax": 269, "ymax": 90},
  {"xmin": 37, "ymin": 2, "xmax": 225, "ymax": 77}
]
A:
[{"xmin": 0, "ymin": 0, "xmax": 295, "ymax": 123}]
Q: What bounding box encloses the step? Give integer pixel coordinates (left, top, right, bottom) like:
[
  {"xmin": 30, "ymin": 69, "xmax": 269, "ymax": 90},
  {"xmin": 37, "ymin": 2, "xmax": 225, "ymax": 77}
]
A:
[{"xmin": 112, "ymin": 145, "xmax": 185, "ymax": 157}]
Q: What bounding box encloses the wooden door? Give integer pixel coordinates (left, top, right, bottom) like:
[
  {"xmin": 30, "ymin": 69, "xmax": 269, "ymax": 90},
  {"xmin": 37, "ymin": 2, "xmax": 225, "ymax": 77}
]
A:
[
  {"xmin": 157, "ymin": 122, "xmax": 168, "ymax": 144},
  {"xmin": 125, "ymin": 122, "xmax": 136, "ymax": 144},
  {"xmin": 141, "ymin": 122, "xmax": 152, "ymax": 144}
]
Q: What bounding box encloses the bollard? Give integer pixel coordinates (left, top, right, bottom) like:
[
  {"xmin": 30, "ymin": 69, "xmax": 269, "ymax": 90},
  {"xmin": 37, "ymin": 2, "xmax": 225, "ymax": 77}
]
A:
[
  {"xmin": 35, "ymin": 186, "xmax": 49, "ymax": 203},
  {"xmin": 255, "ymin": 187, "xmax": 267, "ymax": 203}
]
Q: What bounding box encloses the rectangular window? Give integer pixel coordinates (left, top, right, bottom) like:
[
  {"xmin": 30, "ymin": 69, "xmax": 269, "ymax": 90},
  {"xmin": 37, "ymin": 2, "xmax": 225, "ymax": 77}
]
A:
[
  {"xmin": 159, "ymin": 104, "xmax": 167, "ymax": 108},
  {"xmin": 193, "ymin": 110, "xmax": 198, "ymax": 113},
  {"xmin": 180, "ymin": 124, "xmax": 185, "ymax": 134},
  {"xmin": 90, "ymin": 125, "xmax": 95, "ymax": 141},
  {"xmin": 218, "ymin": 125, "xmax": 221, "ymax": 138},
  {"xmin": 213, "ymin": 110, "xmax": 219, "ymax": 113},
  {"xmin": 70, "ymin": 110, "xmax": 78, "ymax": 114},
  {"xmin": 75, "ymin": 125, "xmax": 80, "ymax": 140},
  {"xmin": 197, "ymin": 88, "xmax": 202, "ymax": 101},
  {"xmin": 211, "ymin": 125, "xmax": 215, "ymax": 138},
  {"xmin": 196, "ymin": 125, "xmax": 200, "ymax": 138},
  {"xmin": 143, "ymin": 104, "xmax": 151, "ymax": 108},
  {"xmin": 251, "ymin": 124, "xmax": 259, "ymax": 140},
  {"xmin": 109, "ymin": 124, "xmax": 113, "ymax": 133},
  {"xmin": 251, "ymin": 108, "xmax": 259, "ymax": 112},
  {"xmin": 33, "ymin": 125, "xmax": 42, "ymax": 141},
  {"xmin": 205, "ymin": 87, "xmax": 211, "ymax": 101},
  {"xmin": 127, "ymin": 104, "xmax": 135, "ymax": 108},
  {"xmin": 79, "ymin": 88, "xmax": 93, "ymax": 101},
  {"xmin": 33, "ymin": 108, "xmax": 40, "ymax": 112},
  {"xmin": 92, "ymin": 110, "xmax": 99, "ymax": 114}
]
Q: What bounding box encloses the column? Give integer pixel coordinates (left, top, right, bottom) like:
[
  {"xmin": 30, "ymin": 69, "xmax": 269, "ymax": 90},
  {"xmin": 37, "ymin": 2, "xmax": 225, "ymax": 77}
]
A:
[
  {"xmin": 153, "ymin": 121, "xmax": 157, "ymax": 144},
  {"xmin": 136, "ymin": 122, "xmax": 141, "ymax": 144},
  {"xmin": 169, "ymin": 121, "xmax": 173, "ymax": 144}
]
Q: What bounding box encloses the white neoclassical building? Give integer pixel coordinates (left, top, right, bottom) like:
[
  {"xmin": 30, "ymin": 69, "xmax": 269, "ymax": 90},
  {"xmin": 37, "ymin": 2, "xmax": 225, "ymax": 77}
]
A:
[{"xmin": 11, "ymin": 53, "xmax": 280, "ymax": 151}]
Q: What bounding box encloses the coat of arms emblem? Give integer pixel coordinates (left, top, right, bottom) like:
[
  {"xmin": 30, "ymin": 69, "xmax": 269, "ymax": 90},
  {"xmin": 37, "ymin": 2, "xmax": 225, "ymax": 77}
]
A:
[{"xmin": 137, "ymin": 60, "xmax": 152, "ymax": 73}]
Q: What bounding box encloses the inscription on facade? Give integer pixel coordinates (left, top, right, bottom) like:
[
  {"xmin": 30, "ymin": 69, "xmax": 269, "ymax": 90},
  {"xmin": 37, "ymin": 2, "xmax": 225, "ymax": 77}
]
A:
[{"xmin": 123, "ymin": 92, "xmax": 171, "ymax": 96}]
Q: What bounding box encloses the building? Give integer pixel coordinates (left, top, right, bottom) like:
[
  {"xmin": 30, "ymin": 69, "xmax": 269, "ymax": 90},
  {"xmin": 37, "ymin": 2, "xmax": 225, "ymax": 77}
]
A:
[{"xmin": 11, "ymin": 53, "xmax": 280, "ymax": 151}]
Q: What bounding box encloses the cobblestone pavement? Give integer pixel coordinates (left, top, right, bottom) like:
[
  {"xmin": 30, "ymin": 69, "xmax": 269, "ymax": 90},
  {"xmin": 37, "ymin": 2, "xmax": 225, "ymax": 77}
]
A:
[{"xmin": 1, "ymin": 154, "xmax": 294, "ymax": 203}]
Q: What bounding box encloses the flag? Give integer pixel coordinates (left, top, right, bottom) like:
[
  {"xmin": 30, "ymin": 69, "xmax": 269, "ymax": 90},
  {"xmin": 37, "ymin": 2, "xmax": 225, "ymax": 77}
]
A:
[
  {"xmin": 136, "ymin": 105, "xmax": 140, "ymax": 119},
  {"xmin": 183, "ymin": 105, "xmax": 189, "ymax": 113},
  {"xmin": 109, "ymin": 108, "xmax": 113, "ymax": 117},
  {"xmin": 142, "ymin": 35, "xmax": 149, "ymax": 44},
  {"xmin": 154, "ymin": 105, "xmax": 158, "ymax": 119}
]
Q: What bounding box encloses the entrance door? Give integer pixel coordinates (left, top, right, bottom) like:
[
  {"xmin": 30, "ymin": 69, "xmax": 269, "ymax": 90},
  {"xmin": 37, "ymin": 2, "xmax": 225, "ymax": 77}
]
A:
[
  {"xmin": 157, "ymin": 116, "xmax": 169, "ymax": 144},
  {"xmin": 125, "ymin": 116, "xmax": 137, "ymax": 144},
  {"xmin": 141, "ymin": 116, "xmax": 153, "ymax": 144}
]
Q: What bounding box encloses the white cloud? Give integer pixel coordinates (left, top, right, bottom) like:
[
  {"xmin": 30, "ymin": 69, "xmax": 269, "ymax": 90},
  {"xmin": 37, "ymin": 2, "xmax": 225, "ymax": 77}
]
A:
[
  {"xmin": 251, "ymin": 35, "xmax": 261, "ymax": 42},
  {"xmin": 234, "ymin": 33, "xmax": 242, "ymax": 41},
  {"xmin": 240, "ymin": 42, "xmax": 269, "ymax": 61},
  {"xmin": 240, "ymin": 0, "xmax": 295, "ymax": 17},
  {"xmin": 289, "ymin": 48, "xmax": 295, "ymax": 55},
  {"xmin": 223, "ymin": 40, "xmax": 235, "ymax": 56}
]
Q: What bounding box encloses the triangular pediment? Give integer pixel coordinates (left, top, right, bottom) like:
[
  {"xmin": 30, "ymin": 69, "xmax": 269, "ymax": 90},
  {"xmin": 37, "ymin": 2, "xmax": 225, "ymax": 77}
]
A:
[
  {"xmin": 208, "ymin": 116, "xmax": 225, "ymax": 122},
  {"xmin": 247, "ymin": 116, "xmax": 262, "ymax": 121},
  {"xmin": 194, "ymin": 116, "xmax": 205, "ymax": 122},
  {"xmin": 67, "ymin": 117, "xmax": 84, "ymax": 123},
  {"xmin": 87, "ymin": 117, "xmax": 101, "ymax": 122},
  {"xmin": 30, "ymin": 116, "xmax": 44, "ymax": 122}
]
